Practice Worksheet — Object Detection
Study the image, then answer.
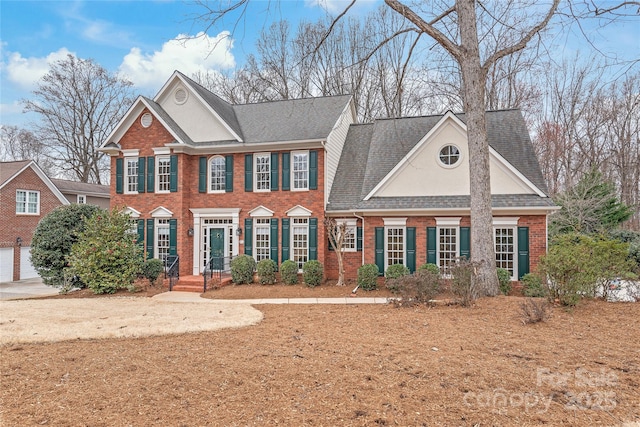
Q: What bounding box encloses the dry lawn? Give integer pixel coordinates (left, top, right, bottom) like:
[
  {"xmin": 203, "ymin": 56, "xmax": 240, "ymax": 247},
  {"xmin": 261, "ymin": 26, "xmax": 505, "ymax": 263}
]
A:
[{"xmin": 1, "ymin": 284, "xmax": 639, "ymax": 426}]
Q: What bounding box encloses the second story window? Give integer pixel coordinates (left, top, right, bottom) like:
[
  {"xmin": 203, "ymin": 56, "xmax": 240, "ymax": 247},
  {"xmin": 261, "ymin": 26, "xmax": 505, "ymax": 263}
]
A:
[
  {"xmin": 292, "ymin": 151, "xmax": 308, "ymax": 190},
  {"xmin": 125, "ymin": 158, "xmax": 138, "ymax": 194},
  {"xmin": 254, "ymin": 153, "xmax": 270, "ymax": 191},
  {"xmin": 77, "ymin": 194, "xmax": 86, "ymax": 204},
  {"xmin": 209, "ymin": 156, "xmax": 225, "ymax": 192},
  {"xmin": 16, "ymin": 190, "xmax": 40, "ymax": 215},
  {"xmin": 156, "ymin": 156, "xmax": 171, "ymax": 193}
]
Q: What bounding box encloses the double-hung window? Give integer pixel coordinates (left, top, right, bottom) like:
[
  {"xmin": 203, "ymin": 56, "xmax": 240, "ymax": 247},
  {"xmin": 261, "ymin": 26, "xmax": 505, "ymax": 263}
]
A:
[
  {"xmin": 292, "ymin": 218, "xmax": 309, "ymax": 270},
  {"xmin": 16, "ymin": 190, "xmax": 39, "ymax": 214},
  {"xmin": 209, "ymin": 156, "xmax": 226, "ymax": 192},
  {"xmin": 156, "ymin": 219, "xmax": 170, "ymax": 262},
  {"xmin": 292, "ymin": 150, "xmax": 308, "ymax": 191},
  {"xmin": 435, "ymin": 217, "xmax": 461, "ymax": 273},
  {"xmin": 125, "ymin": 158, "xmax": 138, "ymax": 194},
  {"xmin": 254, "ymin": 153, "xmax": 270, "ymax": 191},
  {"xmin": 333, "ymin": 219, "xmax": 356, "ymax": 251},
  {"xmin": 383, "ymin": 218, "xmax": 406, "ymax": 271},
  {"xmin": 254, "ymin": 218, "xmax": 271, "ymax": 262},
  {"xmin": 156, "ymin": 156, "xmax": 171, "ymax": 193},
  {"xmin": 493, "ymin": 218, "xmax": 519, "ymax": 280}
]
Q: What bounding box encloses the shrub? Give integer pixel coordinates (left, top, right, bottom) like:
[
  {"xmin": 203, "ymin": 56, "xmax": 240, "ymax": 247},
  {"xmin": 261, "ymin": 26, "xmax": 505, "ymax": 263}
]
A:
[
  {"xmin": 302, "ymin": 260, "xmax": 323, "ymax": 287},
  {"xmin": 257, "ymin": 259, "xmax": 277, "ymax": 285},
  {"xmin": 519, "ymin": 298, "xmax": 551, "ymax": 324},
  {"xmin": 141, "ymin": 258, "xmax": 164, "ymax": 286},
  {"xmin": 30, "ymin": 204, "xmax": 103, "ymax": 287},
  {"xmin": 449, "ymin": 259, "xmax": 479, "ymax": 307},
  {"xmin": 68, "ymin": 208, "xmax": 143, "ymax": 294},
  {"xmin": 521, "ymin": 273, "xmax": 547, "ymax": 298},
  {"xmin": 385, "ymin": 264, "xmax": 410, "ymax": 282},
  {"xmin": 357, "ymin": 264, "xmax": 379, "ymax": 291},
  {"xmin": 230, "ymin": 255, "xmax": 256, "ymax": 284},
  {"xmin": 419, "ymin": 263, "xmax": 440, "ymax": 274},
  {"xmin": 388, "ymin": 270, "xmax": 442, "ymax": 306},
  {"xmin": 280, "ymin": 260, "xmax": 299, "ymax": 285},
  {"xmin": 610, "ymin": 229, "xmax": 640, "ymax": 270},
  {"xmin": 497, "ymin": 268, "xmax": 512, "ymax": 295}
]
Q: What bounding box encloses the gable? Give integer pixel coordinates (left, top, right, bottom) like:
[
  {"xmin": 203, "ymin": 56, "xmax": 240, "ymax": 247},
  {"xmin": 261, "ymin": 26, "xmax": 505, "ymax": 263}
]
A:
[
  {"xmin": 0, "ymin": 161, "xmax": 69, "ymax": 205},
  {"xmin": 368, "ymin": 115, "xmax": 542, "ymax": 199}
]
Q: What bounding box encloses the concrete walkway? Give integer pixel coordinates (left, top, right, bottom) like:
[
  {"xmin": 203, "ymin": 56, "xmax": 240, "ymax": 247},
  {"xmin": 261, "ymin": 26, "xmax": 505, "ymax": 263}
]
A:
[
  {"xmin": 0, "ymin": 277, "xmax": 60, "ymax": 300},
  {"xmin": 153, "ymin": 291, "xmax": 390, "ymax": 304}
]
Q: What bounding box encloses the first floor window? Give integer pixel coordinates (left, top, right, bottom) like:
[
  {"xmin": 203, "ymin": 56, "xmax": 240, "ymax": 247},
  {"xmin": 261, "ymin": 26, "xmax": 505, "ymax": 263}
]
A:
[
  {"xmin": 254, "ymin": 218, "xmax": 271, "ymax": 261},
  {"xmin": 16, "ymin": 190, "xmax": 39, "ymax": 214},
  {"xmin": 438, "ymin": 227, "xmax": 458, "ymax": 272},
  {"xmin": 209, "ymin": 156, "xmax": 226, "ymax": 192},
  {"xmin": 156, "ymin": 219, "xmax": 170, "ymax": 262},
  {"xmin": 157, "ymin": 156, "xmax": 171, "ymax": 192},
  {"xmin": 292, "ymin": 218, "xmax": 309, "ymax": 270},
  {"xmin": 386, "ymin": 227, "xmax": 405, "ymax": 268},
  {"xmin": 255, "ymin": 153, "xmax": 270, "ymax": 191},
  {"xmin": 125, "ymin": 158, "xmax": 138, "ymax": 193},
  {"xmin": 495, "ymin": 227, "xmax": 515, "ymax": 278}
]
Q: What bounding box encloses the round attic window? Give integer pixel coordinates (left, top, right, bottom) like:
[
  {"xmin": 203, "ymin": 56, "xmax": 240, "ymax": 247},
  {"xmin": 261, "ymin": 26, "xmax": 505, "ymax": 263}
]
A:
[
  {"xmin": 140, "ymin": 113, "xmax": 153, "ymax": 128},
  {"xmin": 438, "ymin": 145, "xmax": 461, "ymax": 167},
  {"xmin": 174, "ymin": 87, "xmax": 188, "ymax": 105}
]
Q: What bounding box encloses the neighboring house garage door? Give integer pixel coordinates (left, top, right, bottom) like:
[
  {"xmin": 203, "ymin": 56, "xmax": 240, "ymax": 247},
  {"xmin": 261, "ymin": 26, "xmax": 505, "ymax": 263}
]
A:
[
  {"xmin": 20, "ymin": 247, "xmax": 39, "ymax": 280},
  {"xmin": 0, "ymin": 248, "xmax": 14, "ymax": 282}
]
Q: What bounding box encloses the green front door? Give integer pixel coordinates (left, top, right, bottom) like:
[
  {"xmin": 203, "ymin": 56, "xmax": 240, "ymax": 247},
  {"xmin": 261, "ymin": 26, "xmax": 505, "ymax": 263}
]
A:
[{"xmin": 209, "ymin": 228, "xmax": 225, "ymax": 270}]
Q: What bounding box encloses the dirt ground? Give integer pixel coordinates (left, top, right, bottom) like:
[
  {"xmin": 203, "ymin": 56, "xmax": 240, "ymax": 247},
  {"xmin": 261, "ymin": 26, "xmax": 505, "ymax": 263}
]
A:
[{"xmin": 1, "ymin": 283, "xmax": 639, "ymax": 426}]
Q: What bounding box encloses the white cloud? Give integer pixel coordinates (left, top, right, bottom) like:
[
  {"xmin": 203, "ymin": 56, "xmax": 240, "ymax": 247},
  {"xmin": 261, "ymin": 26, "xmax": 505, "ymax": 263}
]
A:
[
  {"xmin": 118, "ymin": 31, "xmax": 236, "ymax": 92},
  {"xmin": 305, "ymin": 0, "xmax": 375, "ymax": 14},
  {"xmin": 3, "ymin": 48, "xmax": 75, "ymax": 90}
]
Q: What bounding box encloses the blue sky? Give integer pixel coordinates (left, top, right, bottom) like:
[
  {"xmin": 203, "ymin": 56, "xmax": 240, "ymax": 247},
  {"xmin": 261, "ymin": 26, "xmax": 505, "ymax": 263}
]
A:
[{"xmin": 1, "ymin": 0, "xmax": 638, "ymax": 128}]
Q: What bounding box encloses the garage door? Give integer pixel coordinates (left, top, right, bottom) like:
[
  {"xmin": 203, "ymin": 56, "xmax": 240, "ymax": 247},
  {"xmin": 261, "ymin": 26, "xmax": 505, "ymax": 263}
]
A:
[
  {"xmin": 0, "ymin": 248, "xmax": 14, "ymax": 282},
  {"xmin": 20, "ymin": 247, "xmax": 39, "ymax": 279}
]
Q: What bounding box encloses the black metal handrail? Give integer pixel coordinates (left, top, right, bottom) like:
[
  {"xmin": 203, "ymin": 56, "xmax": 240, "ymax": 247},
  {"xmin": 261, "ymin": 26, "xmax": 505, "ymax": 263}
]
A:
[
  {"xmin": 203, "ymin": 255, "xmax": 233, "ymax": 292},
  {"xmin": 165, "ymin": 255, "xmax": 179, "ymax": 291}
]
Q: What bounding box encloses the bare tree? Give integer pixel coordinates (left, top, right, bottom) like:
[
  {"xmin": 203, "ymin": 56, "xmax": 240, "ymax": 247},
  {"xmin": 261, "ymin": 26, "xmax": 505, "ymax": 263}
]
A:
[
  {"xmin": 0, "ymin": 125, "xmax": 56, "ymax": 175},
  {"xmin": 23, "ymin": 54, "xmax": 135, "ymax": 184},
  {"xmin": 324, "ymin": 218, "xmax": 348, "ymax": 286}
]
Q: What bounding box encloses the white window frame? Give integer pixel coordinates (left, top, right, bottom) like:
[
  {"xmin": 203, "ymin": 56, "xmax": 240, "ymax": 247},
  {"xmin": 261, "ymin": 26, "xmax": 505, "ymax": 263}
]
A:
[
  {"xmin": 383, "ymin": 218, "xmax": 407, "ymax": 271},
  {"xmin": 77, "ymin": 194, "xmax": 86, "ymax": 204},
  {"xmin": 254, "ymin": 153, "xmax": 271, "ymax": 192},
  {"xmin": 291, "ymin": 150, "xmax": 309, "ymax": 191},
  {"xmin": 209, "ymin": 155, "xmax": 226, "ymax": 193},
  {"xmin": 435, "ymin": 217, "xmax": 461, "ymax": 273},
  {"xmin": 291, "ymin": 217, "xmax": 309, "ymax": 271},
  {"xmin": 335, "ymin": 218, "xmax": 357, "ymax": 252},
  {"xmin": 254, "ymin": 218, "xmax": 271, "ymax": 262},
  {"xmin": 16, "ymin": 190, "xmax": 40, "ymax": 215},
  {"xmin": 155, "ymin": 218, "xmax": 171, "ymax": 262},
  {"xmin": 124, "ymin": 157, "xmax": 139, "ymax": 194},
  {"xmin": 156, "ymin": 155, "xmax": 171, "ymax": 193},
  {"xmin": 493, "ymin": 217, "xmax": 519, "ymax": 281}
]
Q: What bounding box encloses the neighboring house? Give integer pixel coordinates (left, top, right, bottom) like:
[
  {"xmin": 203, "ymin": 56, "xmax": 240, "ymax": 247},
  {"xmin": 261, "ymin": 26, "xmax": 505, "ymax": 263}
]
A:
[
  {"xmin": 52, "ymin": 178, "xmax": 110, "ymax": 209},
  {"xmin": 100, "ymin": 70, "xmax": 557, "ymax": 284},
  {"xmin": 0, "ymin": 160, "xmax": 110, "ymax": 282}
]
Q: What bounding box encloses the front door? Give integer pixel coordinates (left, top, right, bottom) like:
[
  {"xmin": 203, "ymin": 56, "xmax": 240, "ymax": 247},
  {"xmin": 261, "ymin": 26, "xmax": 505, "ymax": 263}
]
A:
[{"xmin": 209, "ymin": 228, "xmax": 225, "ymax": 270}]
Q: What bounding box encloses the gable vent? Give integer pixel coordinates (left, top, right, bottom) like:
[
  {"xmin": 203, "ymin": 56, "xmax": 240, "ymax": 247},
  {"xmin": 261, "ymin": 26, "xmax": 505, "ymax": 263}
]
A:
[
  {"xmin": 140, "ymin": 113, "xmax": 153, "ymax": 128},
  {"xmin": 174, "ymin": 88, "xmax": 188, "ymax": 105}
]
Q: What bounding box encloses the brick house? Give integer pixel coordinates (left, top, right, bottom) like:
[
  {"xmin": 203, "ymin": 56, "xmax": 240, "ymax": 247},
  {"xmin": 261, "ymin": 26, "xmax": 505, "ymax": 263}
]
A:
[
  {"xmin": 101, "ymin": 71, "xmax": 557, "ymax": 285},
  {"xmin": 0, "ymin": 160, "xmax": 110, "ymax": 282}
]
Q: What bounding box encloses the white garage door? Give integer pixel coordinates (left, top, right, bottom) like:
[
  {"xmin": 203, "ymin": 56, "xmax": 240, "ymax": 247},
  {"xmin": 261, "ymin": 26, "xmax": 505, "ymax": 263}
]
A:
[
  {"xmin": 20, "ymin": 247, "xmax": 39, "ymax": 280},
  {"xmin": 0, "ymin": 248, "xmax": 14, "ymax": 282}
]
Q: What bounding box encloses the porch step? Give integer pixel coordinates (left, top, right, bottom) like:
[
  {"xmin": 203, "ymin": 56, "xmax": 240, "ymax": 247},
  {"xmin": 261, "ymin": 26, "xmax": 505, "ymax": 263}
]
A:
[{"xmin": 169, "ymin": 274, "xmax": 233, "ymax": 292}]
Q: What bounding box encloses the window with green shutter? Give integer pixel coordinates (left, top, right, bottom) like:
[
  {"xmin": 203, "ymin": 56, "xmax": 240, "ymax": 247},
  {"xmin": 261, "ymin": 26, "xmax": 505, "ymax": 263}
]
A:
[
  {"xmin": 460, "ymin": 227, "xmax": 470, "ymax": 260},
  {"xmin": 245, "ymin": 154, "xmax": 253, "ymax": 192},
  {"xmin": 309, "ymin": 150, "xmax": 318, "ymax": 190},
  {"xmin": 136, "ymin": 219, "xmax": 145, "ymax": 246},
  {"xmin": 518, "ymin": 227, "xmax": 530, "ymax": 279},
  {"xmin": 225, "ymin": 155, "xmax": 234, "ymax": 192},
  {"xmin": 309, "ymin": 218, "xmax": 317, "ymax": 260},
  {"xmin": 116, "ymin": 158, "xmax": 124, "ymax": 194},
  {"xmin": 244, "ymin": 218, "xmax": 253, "ymax": 256},
  {"xmin": 137, "ymin": 157, "xmax": 146, "ymax": 193},
  {"xmin": 146, "ymin": 219, "xmax": 154, "ymax": 259},
  {"xmin": 375, "ymin": 227, "xmax": 384, "ymax": 276},
  {"xmin": 169, "ymin": 155, "xmax": 178, "ymax": 192},
  {"xmin": 426, "ymin": 227, "xmax": 436, "ymax": 265},
  {"xmin": 146, "ymin": 157, "xmax": 155, "ymax": 193},
  {"xmin": 270, "ymin": 153, "xmax": 279, "ymax": 191},
  {"xmin": 169, "ymin": 219, "xmax": 177, "ymax": 256},
  {"xmin": 356, "ymin": 226, "xmax": 363, "ymax": 252},
  {"xmin": 270, "ymin": 218, "xmax": 279, "ymax": 265},
  {"xmin": 281, "ymin": 218, "xmax": 290, "ymax": 261},
  {"xmin": 406, "ymin": 227, "xmax": 416, "ymax": 273},
  {"xmin": 282, "ymin": 152, "xmax": 290, "ymax": 191},
  {"xmin": 198, "ymin": 157, "xmax": 207, "ymax": 193}
]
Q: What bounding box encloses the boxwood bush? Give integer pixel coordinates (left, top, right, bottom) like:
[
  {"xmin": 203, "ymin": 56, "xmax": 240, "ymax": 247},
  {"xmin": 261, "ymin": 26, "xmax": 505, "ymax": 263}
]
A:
[
  {"xmin": 385, "ymin": 264, "xmax": 410, "ymax": 281},
  {"xmin": 141, "ymin": 258, "xmax": 164, "ymax": 286},
  {"xmin": 280, "ymin": 260, "xmax": 299, "ymax": 285},
  {"xmin": 230, "ymin": 255, "xmax": 256, "ymax": 284},
  {"xmin": 302, "ymin": 260, "xmax": 323, "ymax": 287},
  {"xmin": 521, "ymin": 273, "xmax": 547, "ymax": 298},
  {"xmin": 418, "ymin": 263, "xmax": 440, "ymax": 274},
  {"xmin": 256, "ymin": 259, "xmax": 277, "ymax": 285},
  {"xmin": 357, "ymin": 264, "xmax": 379, "ymax": 291}
]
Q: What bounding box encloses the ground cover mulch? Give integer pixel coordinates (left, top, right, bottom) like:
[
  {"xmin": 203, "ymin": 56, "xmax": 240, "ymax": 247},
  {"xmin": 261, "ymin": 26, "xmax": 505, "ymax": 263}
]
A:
[{"xmin": 1, "ymin": 288, "xmax": 639, "ymax": 426}]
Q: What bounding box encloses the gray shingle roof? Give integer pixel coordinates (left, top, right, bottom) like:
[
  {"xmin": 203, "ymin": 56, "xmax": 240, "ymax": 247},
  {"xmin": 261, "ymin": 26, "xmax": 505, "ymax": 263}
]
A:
[
  {"xmin": 51, "ymin": 179, "xmax": 109, "ymax": 196},
  {"xmin": 1, "ymin": 160, "xmax": 31, "ymax": 186},
  {"xmin": 328, "ymin": 110, "xmax": 552, "ymax": 212}
]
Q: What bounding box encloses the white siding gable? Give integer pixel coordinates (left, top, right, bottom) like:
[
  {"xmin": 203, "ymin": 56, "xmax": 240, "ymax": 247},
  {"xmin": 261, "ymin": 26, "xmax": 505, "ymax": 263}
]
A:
[
  {"xmin": 324, "ymin": 98, "xmax": 356, "ymax": 206},
  {"xmin": 368, "ymin": 113, "xmax": 540, "ymax": 199}
]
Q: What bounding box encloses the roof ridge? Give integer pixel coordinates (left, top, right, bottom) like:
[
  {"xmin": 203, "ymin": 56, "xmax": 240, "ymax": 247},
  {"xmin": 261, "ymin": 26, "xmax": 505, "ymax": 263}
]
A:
[{"xmin": 234, "ymin": 93, "xmax": 352, "ymax": 107}]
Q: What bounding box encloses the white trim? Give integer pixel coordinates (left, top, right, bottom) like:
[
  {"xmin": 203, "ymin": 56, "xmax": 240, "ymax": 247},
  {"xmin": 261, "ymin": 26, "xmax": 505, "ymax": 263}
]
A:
[
  {"xmin": 208, "ymin": 155, "xmax": 226, "ymax": 193},
  {"xmin": 0, "ymin": 161, "xmax": 69, "ymax": 206},
  {"xmin": 123, "ymin": 206, "xmax": 141, "ymax": 218},
  {"xmin": 286, "ymin": 205, "xmax": 312, "ymax": 217},
  {"xmin": 492, "ymin": 217, "xmax": 520, "ymax": 226},
  {"xmin": 122, "ymin": 149, "xmax": 139, "ymax": 157},
  {"xmin": 155, "ymin": 155, "xmax": 171, "ymax": 193},
  {"xmin": 150, "ymin": 206, "xmax": 174, "ymax": 218},
  {"xmin": 335, "ymin": 218, "xmax": 357, "ymax": 252},
  {"xmin": 253, "ymin": 152, "xmax": 271, "ymax": 193},
  {"xmin": 291, "ymin": 150, "xmax": 310, "ymax": 192},
  {"xmin": 384, "ymin": 224, "xmax": 406, "ymax": 272},
  {"xmin": 153, "ymin": 147, "xmax": 171, "ymax": 155},
  {"xmin": 76, "ymin": 194, "xmax": 86, "ymax": 204},
  {"xmin": 15, "ymin": 189, "xmax": 40, "ymax": 215},
  {"xmin": 249, "ymin": 205, "xmax": 275, "ymax": 217},
  {"xmin": 489, "ymin": 146, "xmax": 547, "ymax": 197},
  {"xmin": 168, "ymin": 139, "xmax": 325, "ymax": 154},
  {"xmin": 190, "ymin": 208, "xmax": 241, "ymax": 275},
  {"xmin": 437, "ymin": 144, "xmax": 463, "ymax": 169},
  {"xmin": 435, "ymin": 217, "xmax": 461, "ymax": 226},
  {"xmin": 383, "ymin": 217, "xmax": 407, "ymax": 226},
  {"xmin": 124, "ymin": 157, "xmax": 139, "ymax": 195}
]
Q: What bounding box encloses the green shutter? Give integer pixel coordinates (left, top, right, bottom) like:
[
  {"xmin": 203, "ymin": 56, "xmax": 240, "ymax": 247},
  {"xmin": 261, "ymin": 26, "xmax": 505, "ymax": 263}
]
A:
[
  {"xmin": 518, "ymin": 227, "xmax": 530, "ymax": 279},
  {"xmin": 137, "ymin": 219, "xmax": 145, "ymax": 246},
  {"xmin": 375, "ymin": 227, "xmax": 384, "ymax": 276},
  {"xmin": 281, "ymin": 219, "xmax": 290, "ymax": 261},
  {"xmin": 427, "ymin": 227, "xmax": 436, "ymax": 264},
  {"xmin": 244, "ymin": 218, "xmax": 252, "ymax": 256},
  {"xmin": 309, "ymin": 150, "xmax": 318, "ymax": 190},
  {"xmin": 115, "ymin": 158, "xmax": 123, "ymax": 194},
  {"xmin": 270, "ymin": 218, "xmax": 279, "ymax": 265},
  {"xmin": 199, "ymin": 156, "xmax": 207, "ymax": 193},
  {"xmin": 244, "ymin": 154, "xmax": 253, "ymax": 192},
  {"xmin": 225, "ymin": 155, "xmax": 234, "ymax": 192},
  {"xmin": 169, "ymin": 219, "xmax": 177, "ymax": 256},
  {"xmin": 356, "ymin": 226, "xmax": 363, "ymax": 252},
  {"xmin": 146, "ymin": 219, "xmax": 154, "ymax": 259},
  {"xmin": 270, "ymin": 152, "xmax": 279, "ymax": 191},
  {"xmin": 309, "ymin": 218, "xmax": 317, "ymax": 260},
  {"xmin": 282, "ymin": 152, "xmax": 290, "ymax": 191},
  {"xmin": 460, "ymin": 227, "xmax": 470, "ymax": 259},
  {"xmin": 169, "ymin": 155, "xmax": 178, "ymax": 192},
  {"xmin": 146, "ymin": 157, "xmax": 155, "ymax": 193},
  {"xmin": 406, "ymin": 227, "xmax": 416, "ymax": 273},
  {"xmin": 138, "ymin": 157, "xmax": 146, "ymax": 193}
]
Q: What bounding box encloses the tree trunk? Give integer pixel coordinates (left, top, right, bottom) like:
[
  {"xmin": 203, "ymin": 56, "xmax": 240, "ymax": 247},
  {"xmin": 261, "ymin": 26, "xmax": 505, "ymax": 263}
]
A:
[
  {"xmin": 457, "ymin": 0, "xmax": 499, "ymax": 296},
  {"xmin": 336, "ymin": 252, "xmax": 345, "ymax": 286}
]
